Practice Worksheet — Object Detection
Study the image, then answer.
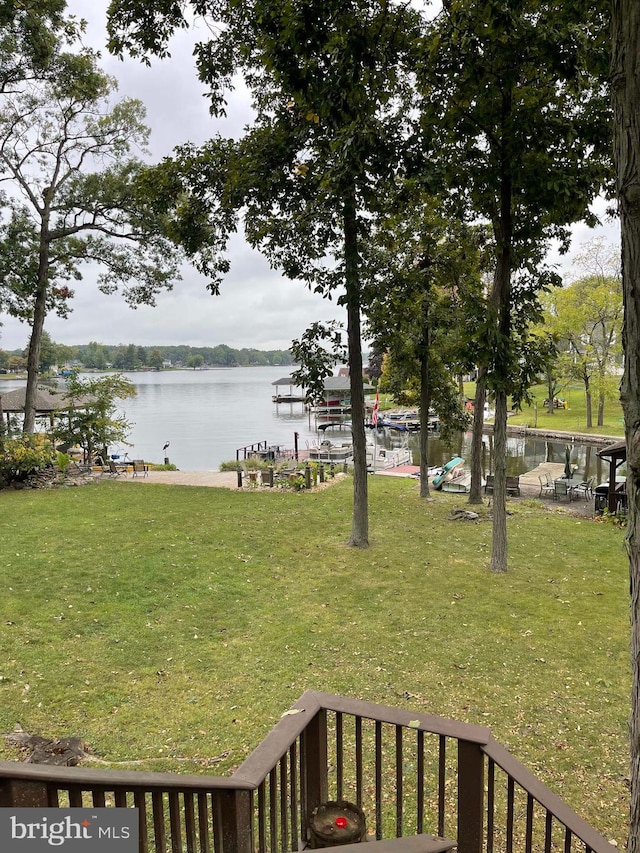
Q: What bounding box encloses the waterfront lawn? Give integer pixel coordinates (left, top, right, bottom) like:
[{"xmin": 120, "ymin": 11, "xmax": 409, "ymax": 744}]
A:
[
  {"xmin": 0, "ymin": 476, "xmax": 629, "ymax": 843},
  {"xmin": 508, "ymin": 383, "xmax": 625, "ymax": 437},
  {"xmin": 464, "ymin": 381, "xmax": 626, "ymax": 438}
]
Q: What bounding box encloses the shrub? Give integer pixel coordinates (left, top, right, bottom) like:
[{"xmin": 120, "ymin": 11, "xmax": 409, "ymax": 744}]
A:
[{"xmin": 0, "ymin": 434, "xmax": 55, "ymax": 485}]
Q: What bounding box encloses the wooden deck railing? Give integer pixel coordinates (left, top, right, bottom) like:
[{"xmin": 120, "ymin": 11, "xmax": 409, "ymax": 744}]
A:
[{"xmin": 0, "ymin": 691, "xmax": 617, "ymax": 853}]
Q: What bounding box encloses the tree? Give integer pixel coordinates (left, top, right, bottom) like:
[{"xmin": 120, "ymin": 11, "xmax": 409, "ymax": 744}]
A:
[
  {"xmin": 7, "ymin": 353, "xmax": 25, "ymax": 372},
  {"xmin": 52, "ymin": 372, "xmax": 136, "ymax": 465},
  {"xmin": 0, "ymin": 44, "xmax": 182, "ymax": 432},
  {"xmin": 290, "ymin": 321, "xmax": 346, "ymax": 404},
  {"xmin": 37, "ymin": 330, "xmax": 57, "ymax": 373},
  {"xmin": 421, "ymin": 0, "xmax": 611, "ymax": 571},
  {"xmin": 0, "ymin": 0, "xmax": 72, "ymax": 94},
  {"xmin": 82, "ymin": 341, "xmax": 108, "ymax": 370},
  {"xmin": 109, "ymin": 0, "xmax": 422, "ymax": 548},
  {"xmin": 612, "ymin": 2, "xmax": 640, "ymax": 850},
  {"xmin": 544, "ymin": 275, "xmax": 623, "ymax": 427},
  {"xmin": 363, "ymin": 204, "xmax": 485, "ymax": 498},
  {"xmin": 149, "ymin": 348, "xmax": 163, "ymax": 370},
  {"xmin": 187, "ymin": 354, "xmax": 204, "ymax": 369}
]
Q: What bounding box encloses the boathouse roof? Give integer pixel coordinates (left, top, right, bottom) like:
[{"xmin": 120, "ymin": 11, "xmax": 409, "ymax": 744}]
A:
[
  {"xmin": 0, "ymin": 386, "xmax": 93, "ymax": 413},
  {"xmin": 272, "ymin": 375, "xmax": 372, "ymax": 392}
]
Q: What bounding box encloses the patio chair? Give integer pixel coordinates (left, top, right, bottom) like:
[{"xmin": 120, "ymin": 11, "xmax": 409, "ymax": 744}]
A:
[
  {"xmin": 538, "ymin": 473, "xmax": 555, "ymax": 498},
  {"xmin": 553, "ymin": 479, "xmax": 575, "ymax": 501},
  {"xmin": 107, "ymin": 459, "xmax": 127, "ymax": 477},
  {"xmin": 132, "ymin": 459, "xmax": 149, "ymax": 477},
  {"xmin": 572, "ymin": 476, "xmax": 595, "ymax": 500}
]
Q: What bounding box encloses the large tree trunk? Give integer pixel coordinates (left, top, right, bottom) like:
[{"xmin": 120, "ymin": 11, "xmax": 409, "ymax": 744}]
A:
[
  {"xmin": 23, "ymin": 222, "xmax": 50, "ymax": 434},
  {"xmin": 344, "ymin": 184, "xmax": 368, "ymax": 548},
  {"xmin": 467, "ymin": 367, "xmax": 486, "ymax": 505},
  {"xmin": 418, "ymin": 298, "xmax": 431, "ymax": 498},
  {"xmin": 612, "ymin": 2, "xmax": 640, "ymax": 849},
  {"xmin": 488, "ymin": 86, "xmax": 513, "ymax": 574}
]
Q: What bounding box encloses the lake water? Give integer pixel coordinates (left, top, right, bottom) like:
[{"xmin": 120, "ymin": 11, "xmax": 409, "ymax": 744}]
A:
[{"xmin": 1, "ymin": 367, "xmax": 616, "ymax": 481}]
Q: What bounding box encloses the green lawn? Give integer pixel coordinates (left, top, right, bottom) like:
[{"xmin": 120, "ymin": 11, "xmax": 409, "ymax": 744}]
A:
[
  {"xmin": 501, "ymin": 382, "xmax": 625, "ymax": 437},
  {"xmin": 0, "ymin": 477, "xmax": 629, "ymax": 843}
]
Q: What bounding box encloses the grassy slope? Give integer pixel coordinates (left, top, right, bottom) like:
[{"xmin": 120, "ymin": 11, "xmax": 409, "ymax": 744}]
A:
[
  {"xmin": 506, "ymin": 383, "xmax": 625, "ymax": 438},
  {"xmin": 0, "ymin": 477, "xmax": 629, "ymax": 841}
]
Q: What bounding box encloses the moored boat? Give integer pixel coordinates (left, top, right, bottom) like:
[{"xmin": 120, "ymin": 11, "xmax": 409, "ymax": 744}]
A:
[{"xmin": 431, "ymin": 456, "xmax": 465, "ymax": 489}]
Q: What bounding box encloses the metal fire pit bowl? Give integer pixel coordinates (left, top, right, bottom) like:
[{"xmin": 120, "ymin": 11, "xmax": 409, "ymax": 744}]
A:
[{"xmin": 308, "ymin": 800, "xmax": 367, "ymax": 847}]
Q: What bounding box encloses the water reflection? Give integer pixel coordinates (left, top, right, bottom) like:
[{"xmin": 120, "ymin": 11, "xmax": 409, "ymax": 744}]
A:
[{"xmin": 416, "ymin": 431, "xmax": 620, "ymax": 484}]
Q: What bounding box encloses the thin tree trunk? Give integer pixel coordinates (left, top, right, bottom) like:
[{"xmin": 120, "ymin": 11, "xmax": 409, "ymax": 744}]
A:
[
  {"xmin": 597, "ymin": 391, "xmax": 605, "ymax": 427},
  {"xmin": 585, "ymin": 376, "xmax": 593, "ymax": 428},
  {"xmin": 23, "ymin": 221, "xmax": 50, "ymax": 434},
  {"xmin": 612, "ymin": 1, "xmax": 640, "ymax": 848},
  {"xmin": 467, "ymin": 366, "xmax": 486, "ymax": 505},
  {"xmin": 547, "ymin": 376, "xmax": 555, "ymax": 414},
  {"xmin": 489, "ymin": 389, "xmax": 508, "ymax": 573},
  {"xmin": 344, "ymin": 183, "xmax": 368, "ymax": 548},
  {"xmin": 418, "ymin": 320, "xmax": 431, "ymax": 499}
]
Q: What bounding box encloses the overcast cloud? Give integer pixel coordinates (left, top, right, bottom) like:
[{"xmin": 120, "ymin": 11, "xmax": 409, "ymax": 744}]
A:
[{"xmin": 0, "ymin": 1, "xmax": 619, "ymax": 353}]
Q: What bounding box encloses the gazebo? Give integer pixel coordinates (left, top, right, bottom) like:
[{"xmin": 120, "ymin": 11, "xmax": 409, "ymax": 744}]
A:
[
  {"xmin": 0, "ymin": 386, "xmax": 91, "ymax": 431},
  {"xmin": 597, "ymin": 438, "xmax": 627, "ymax": 514},
  {"xmin": 271, "ymin": 376, "xmax": 306, "ymax": 404}
]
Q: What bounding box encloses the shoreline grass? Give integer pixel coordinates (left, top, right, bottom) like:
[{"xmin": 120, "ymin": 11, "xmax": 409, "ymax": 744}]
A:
[{"xmin": 0, "ymin": 476, "xmax": 630, "ymax": 843}]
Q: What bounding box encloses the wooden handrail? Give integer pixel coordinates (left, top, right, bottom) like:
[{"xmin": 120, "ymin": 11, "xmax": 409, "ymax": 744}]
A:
[
  {"xmin": 482, "ymin": 737, "xmax": 615, "ymax": 853},
  {"xmin": 0, "ymin": 760, "xmax": 253, "ymax": 791},
  {"xmin": 0, "ymin": 691, "xmax": 619, "ymax": 853}
]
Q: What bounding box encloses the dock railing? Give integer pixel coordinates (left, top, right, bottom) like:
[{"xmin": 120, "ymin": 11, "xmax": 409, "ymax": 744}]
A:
[{"xmin": 0, "ymin": 691, "xmax": 617, "ymax": 853}]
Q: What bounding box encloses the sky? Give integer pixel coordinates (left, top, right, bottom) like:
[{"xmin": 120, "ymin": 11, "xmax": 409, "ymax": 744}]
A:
[{"xmin": 0, "ymin": 1, "xmax": 620, "ymax": 353}]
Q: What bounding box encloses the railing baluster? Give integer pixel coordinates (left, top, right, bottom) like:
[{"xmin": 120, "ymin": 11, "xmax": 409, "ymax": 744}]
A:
[
  {"xmin": 184, "ymin": 792, "xmax": 197, "ymax": 853},
  {"xmin": 355, "ymin": 716, "xmax": 363, "ymax": 808},
  {"xmin": 301, "ymin": 708, "xmax": 328, "ymax": 821},
  {"xmin": 269, "ymin": 767, "xmax": 278, "ymax": 852},
  {"xmin": 134, "ymin": 790, "xmax": 149, "ymax": 853},
  {"xmin": 336, "ymin": 711, "xmax": 344, "ymax": 802},
  {"xmin": 289, "ymin": 742, "xmax": 299, "ymax": 851},
  {"xmin": 114, "ymin": 788, "xmax": 127, "ymax": 808},
  {"xmin": 506, "ymin": 777, "xmax": 515, "ymax": 853},
  {"xmin": 525, "ymin": 793, "xmax": 534, "ymax": 853},
  {"xmin": 545, "ymin": 808, "xmax": 553, "ymax": 853},
  {"xmin": 152, "ymin": 790, "xmax": 167, "ymax": 853},
  {"xmin": 438, "ymin": 735, "xmax": 446, "ymax": 838},
  {"xmin": 299, "ymin": 733, "xmax": 308, "ymax": 846},
  {"xmin": 93, "ymin": 789, "xmax": 106, "ymax": 808},
  {"xmin": 279, "ymin": 755, "xmax": 288, "ymax": 853},
  {"xmin": 416, "ymin": 729, "xmax": 424, "ymax": 835},
  {"xmin": 197, "ymin": 792, "xmax": 210, "ymax": 853},
  {"xmin": 564, "ymin": 826, "xmax": 573, "ymax": 853},
  {"xmin": 169, "ymin": 791, "xmax": 182, "ymax": 853},
  {"xmin": 375, "ymin": 720, "xmax": 383, "ymax": 840},
  {"xmin": 396, "ymin": 725, "xmax": 403, "ymax": 838},
  {"xmin": 257, "ymin": 781, "xmax": 267, "ymax": 853},
  {"xmin": 487, "ymin": 758, "xmax": 495, "ymax": 853},
  {"xmin": 458, "ymin": 739, "xmax": 484, "ymax": 853},
  {"xmin": 68, "ymin": 785, "xmax": 83, "ymax": 807}
]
